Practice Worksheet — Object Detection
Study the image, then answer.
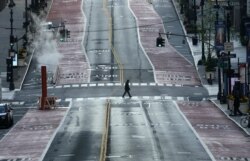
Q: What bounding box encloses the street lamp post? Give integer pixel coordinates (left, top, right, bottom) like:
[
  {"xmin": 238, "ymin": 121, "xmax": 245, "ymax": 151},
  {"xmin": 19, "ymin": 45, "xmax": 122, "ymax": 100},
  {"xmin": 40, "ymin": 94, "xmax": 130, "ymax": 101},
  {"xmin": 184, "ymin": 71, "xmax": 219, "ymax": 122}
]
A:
[
  {"xmin": 201, "ymin": 0, "xmax": 205, "ymax": 63},
  {"xmin": 214, "ymin": 0, "xmax": 223, "ymax": 101},
  {"xmin": 7, "ymin": 0, "xmax": 15, "ymax": 91},
  {"xmin": 23, "ymin": 0, "xmax": 28, "ymax": 48},
  {"xmin": 225, "ymin": 1, "xmax": 232, "ymax": 95}
]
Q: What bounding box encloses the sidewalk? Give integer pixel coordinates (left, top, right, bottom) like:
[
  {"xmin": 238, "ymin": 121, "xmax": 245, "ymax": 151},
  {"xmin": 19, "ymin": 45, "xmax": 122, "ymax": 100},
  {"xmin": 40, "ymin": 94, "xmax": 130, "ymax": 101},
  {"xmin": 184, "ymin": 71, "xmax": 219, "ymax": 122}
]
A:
[
  {"xmin": 0, "ymin": 1, "xmax": 51, "ymax": 101},
  {"xmin": 0, "ymin": 0, "xmax": 28, "ymax": 99},
  {"xmin": 172, "ymin": 0, "xmax": 250, "ymax": 134},
  {"xmin": 211, "ymin": 99, "xmax": 250, "ymax": 135},
  {"xmin": 0, "ymin": 108, "xmax": 68, "ymax": 161}
]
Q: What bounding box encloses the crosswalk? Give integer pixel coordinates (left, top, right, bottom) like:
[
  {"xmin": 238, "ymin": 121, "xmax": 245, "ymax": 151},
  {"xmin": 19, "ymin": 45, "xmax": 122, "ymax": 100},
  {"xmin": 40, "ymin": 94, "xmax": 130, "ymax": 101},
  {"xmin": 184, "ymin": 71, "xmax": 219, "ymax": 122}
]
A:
[
  {"xmin": 56, "ymin": 95, "xmax": 188, "ymax": 103},
  {"xmin": 9, "ymin": 95, "xmax": 215, "ymax": 107},
  {"xmin": 10, "ymin": 96, "xmax": 189, "ymax": 108},
  {"xmin": 46, "ymin": 82, "xmax": 201, "ymax": 89}
]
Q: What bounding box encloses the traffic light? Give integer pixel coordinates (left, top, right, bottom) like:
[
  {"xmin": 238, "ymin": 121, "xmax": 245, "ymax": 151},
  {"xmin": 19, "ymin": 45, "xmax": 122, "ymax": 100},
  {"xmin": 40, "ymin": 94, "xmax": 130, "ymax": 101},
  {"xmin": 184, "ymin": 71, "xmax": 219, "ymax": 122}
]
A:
[
  {"xmin": 66, "ymin": 29, "xmax": 70, "ymax": 38},
  {"xmin": 6, "ymin": 57, "xmax": 13, "ymax": 82},
  {"xmin": 10, "ymin": 35, "xmax": 15, "ymax": 47},
  {"xmin": 161, "ymin": 38, "xmax": 165, "ymax": 47},
  {"xmin": 59, "ymin": 29, "xmax": 65, "ymax": 41},
  {"xmin": 156, "ymin": 37, "xmax": 165, "ymax": 47}
]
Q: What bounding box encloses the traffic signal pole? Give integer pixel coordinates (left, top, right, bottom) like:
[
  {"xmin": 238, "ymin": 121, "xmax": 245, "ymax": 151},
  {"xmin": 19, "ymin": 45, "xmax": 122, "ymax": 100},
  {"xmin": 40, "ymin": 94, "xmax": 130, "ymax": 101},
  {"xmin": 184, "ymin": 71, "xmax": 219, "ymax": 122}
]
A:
[{"xmin": 8, "ymin": 0, "xmax": 15, "ymax": 91}]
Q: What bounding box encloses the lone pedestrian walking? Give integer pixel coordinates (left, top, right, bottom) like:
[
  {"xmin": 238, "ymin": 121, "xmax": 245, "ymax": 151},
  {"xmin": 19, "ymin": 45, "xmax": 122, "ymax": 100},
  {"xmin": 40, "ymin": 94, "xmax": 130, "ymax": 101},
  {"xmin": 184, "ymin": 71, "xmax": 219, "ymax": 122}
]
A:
[
  {"xmin": 233, "ymin": 90, "xmax": 243, "ymax": 116},
  {"xmin": 122, "ymin": 80, "xmax": 132, "ymax": 98}
]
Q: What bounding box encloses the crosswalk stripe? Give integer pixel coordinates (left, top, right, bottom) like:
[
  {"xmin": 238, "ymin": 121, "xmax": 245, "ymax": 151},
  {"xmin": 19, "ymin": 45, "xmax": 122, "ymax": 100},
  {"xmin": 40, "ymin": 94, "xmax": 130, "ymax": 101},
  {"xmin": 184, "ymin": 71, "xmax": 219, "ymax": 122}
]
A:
[
  {"xmin": 59, "ymin": 96, "xmax": 187, "ymax": 102},
  {"xmin": 64, "ymin": 85, "xmax": 71, "ymax": 88},
  {"xmin": 43, "ymin": 82, "xmax": 195, "ymax": 89},
  {"xmin": 72, "ymin": 84, "xmax": 79, "ymax": 87}
]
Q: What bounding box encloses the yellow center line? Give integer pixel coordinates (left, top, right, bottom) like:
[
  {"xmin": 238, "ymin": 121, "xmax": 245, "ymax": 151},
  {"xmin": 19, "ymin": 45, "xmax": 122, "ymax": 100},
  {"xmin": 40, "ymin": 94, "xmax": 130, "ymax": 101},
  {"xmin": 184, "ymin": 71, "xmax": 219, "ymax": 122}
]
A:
[
  {"xmin": 103, "ymin": 0, "xmax": 124, "ymax": 84},
  {"xmin": 99, "ymin": 99, "xmax": 111, "ymax": 161}
]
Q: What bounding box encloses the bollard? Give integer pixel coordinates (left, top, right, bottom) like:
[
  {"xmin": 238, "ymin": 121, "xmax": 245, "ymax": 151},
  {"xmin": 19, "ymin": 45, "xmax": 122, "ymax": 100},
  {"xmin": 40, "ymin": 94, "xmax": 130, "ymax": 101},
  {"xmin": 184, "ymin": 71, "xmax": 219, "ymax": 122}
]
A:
[{"xmin": 40, "ymin": 66, "xmax": 47, "ymax": 110}]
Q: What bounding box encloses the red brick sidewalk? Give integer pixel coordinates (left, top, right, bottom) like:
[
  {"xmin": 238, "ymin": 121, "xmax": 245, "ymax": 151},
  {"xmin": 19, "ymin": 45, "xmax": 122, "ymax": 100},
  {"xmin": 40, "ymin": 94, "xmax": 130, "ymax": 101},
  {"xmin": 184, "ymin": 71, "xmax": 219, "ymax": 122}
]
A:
[
  {"xmin": 0, "ymin": 108, "xmax": 67, "ymax": 161},
  {"xmin": 47, "ymin": 0, "xmax": 90, "ymax": 84},
  {"xmin": 129, "ymin": 1, "xmax": 200, "ymax": 86},
  {"xmin": 177, "ymin": 101, "xmax": 250, "ymax": 161}
]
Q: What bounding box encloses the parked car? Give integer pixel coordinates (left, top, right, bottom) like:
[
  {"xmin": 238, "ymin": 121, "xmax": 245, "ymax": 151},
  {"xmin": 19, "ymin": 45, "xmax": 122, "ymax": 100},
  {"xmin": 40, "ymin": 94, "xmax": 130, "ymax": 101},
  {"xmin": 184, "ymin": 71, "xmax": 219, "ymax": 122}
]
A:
[{"xmin": 0, "ymin": 103, "xmax": 13, "ymax": 128}]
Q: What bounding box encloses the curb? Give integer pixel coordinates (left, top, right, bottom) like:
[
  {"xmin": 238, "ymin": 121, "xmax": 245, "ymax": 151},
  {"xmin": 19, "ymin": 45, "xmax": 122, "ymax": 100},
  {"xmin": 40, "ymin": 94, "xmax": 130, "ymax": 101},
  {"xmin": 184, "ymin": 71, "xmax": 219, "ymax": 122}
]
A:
[
  {"xmin": 171, "ymin": 0, "xmax": 217, "ymax": 97},
  {"xmin": 210, "ymin": 99, "xmax": 250, "ymax": 136}
]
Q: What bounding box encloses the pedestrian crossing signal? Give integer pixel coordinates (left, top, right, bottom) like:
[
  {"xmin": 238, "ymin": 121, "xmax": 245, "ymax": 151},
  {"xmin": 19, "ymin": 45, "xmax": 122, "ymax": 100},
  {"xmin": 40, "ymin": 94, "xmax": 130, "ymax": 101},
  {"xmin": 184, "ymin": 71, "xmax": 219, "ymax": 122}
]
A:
[{"xmin": 156, "ymin": 37, "xmax": 165, "ymax": 47}]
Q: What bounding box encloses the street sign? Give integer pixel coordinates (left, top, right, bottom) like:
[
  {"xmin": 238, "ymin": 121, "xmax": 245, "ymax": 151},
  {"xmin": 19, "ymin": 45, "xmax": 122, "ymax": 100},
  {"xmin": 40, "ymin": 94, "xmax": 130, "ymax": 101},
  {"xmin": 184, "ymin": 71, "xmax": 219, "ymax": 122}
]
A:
[
  {"xmin": 224, "ymin": 42, "xmax": 234, "ymax": 52},
  {"xmin": 221, "ymin": 53, "xmax": 236, "ymax": 60}
]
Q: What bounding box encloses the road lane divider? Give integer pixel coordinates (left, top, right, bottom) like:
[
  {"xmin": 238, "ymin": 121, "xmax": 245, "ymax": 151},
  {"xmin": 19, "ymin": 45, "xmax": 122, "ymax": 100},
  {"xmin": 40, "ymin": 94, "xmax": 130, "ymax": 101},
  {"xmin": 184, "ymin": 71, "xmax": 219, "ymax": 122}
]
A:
[
  {"xmin": 103, "ymin": 0, "xmax": 124, "ymax": 84},
  {"xmin": 99, "ymin": 99, "xmax": 111, "ymax": 161}
]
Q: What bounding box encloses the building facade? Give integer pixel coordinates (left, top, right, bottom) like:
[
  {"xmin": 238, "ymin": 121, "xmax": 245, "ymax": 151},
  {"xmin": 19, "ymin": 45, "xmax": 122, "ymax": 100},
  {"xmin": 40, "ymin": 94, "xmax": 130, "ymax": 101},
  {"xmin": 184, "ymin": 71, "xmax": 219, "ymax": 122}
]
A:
[{"xmin": 0, "ymin": 0, "xmax": 8, "ymax": 12}]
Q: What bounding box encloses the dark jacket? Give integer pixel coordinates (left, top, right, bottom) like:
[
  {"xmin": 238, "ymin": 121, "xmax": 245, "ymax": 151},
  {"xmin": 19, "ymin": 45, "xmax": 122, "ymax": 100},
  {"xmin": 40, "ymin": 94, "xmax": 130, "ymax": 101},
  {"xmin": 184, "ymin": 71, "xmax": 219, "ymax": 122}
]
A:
[{"xmin": 125, "ymin": 81, "xmax": 130, "ymax": 91}]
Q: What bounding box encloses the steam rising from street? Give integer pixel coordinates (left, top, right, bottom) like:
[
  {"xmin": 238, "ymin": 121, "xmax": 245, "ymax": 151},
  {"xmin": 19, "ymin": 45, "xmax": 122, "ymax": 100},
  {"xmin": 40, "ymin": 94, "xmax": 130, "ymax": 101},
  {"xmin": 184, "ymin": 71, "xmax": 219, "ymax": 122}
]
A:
[{"xmin": 31, "ymin": 14, "xmax": 61, "ymax": 73}]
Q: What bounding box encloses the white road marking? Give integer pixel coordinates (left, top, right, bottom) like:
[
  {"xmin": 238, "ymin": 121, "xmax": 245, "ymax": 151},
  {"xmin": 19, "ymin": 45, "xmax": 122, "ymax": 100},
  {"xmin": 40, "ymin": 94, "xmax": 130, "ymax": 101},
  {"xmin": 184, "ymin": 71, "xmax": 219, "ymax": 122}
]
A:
[
  {"xmin": 177, "ymin": 97, "xmax": 185, "ymax": 101},
  {"xmin": 65, "ymin": 98, "xmax": 72, "ymax": 102},
  {"xmin": 143, "ymin": 96, "xmax": 150, "ymax": 99},
  {"xmin": 59, "ymin": 154, "xmax": 75, "ymax": 157},
  {"xmin": 89, "ymin": 83, "xmax": 96, "ymax": 87},
  {"xmin": 165, "ymin": 96, "xmax": 172, "ymax": 100},
  {"xmin": 81, "ymin": 84, "xmax": 88, "ymax": 87},
  {"xmin": 72, "ymin": 84, "xmax": 79, "ymax": 87},
  {"xmin": 177, "ymin": 151, "xmax": 191, "ymax": 154},
  {"xmin": 76, "ymin": 98, "xmax": 84, "ymax": 101},
  {"xmin": 98, "ymin": 83, "xmax": 105, "ymax": 86},
  {"xmin": 132, "ymin": 135, "xmax": 145, "ymax": 139},
  {"xmin": 154, "ymin": 96, "xmax": 161, "ymax": 99},
  {"xmin": 64, "ymin": 85, "xmax": 71, "ymax": 88}
]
